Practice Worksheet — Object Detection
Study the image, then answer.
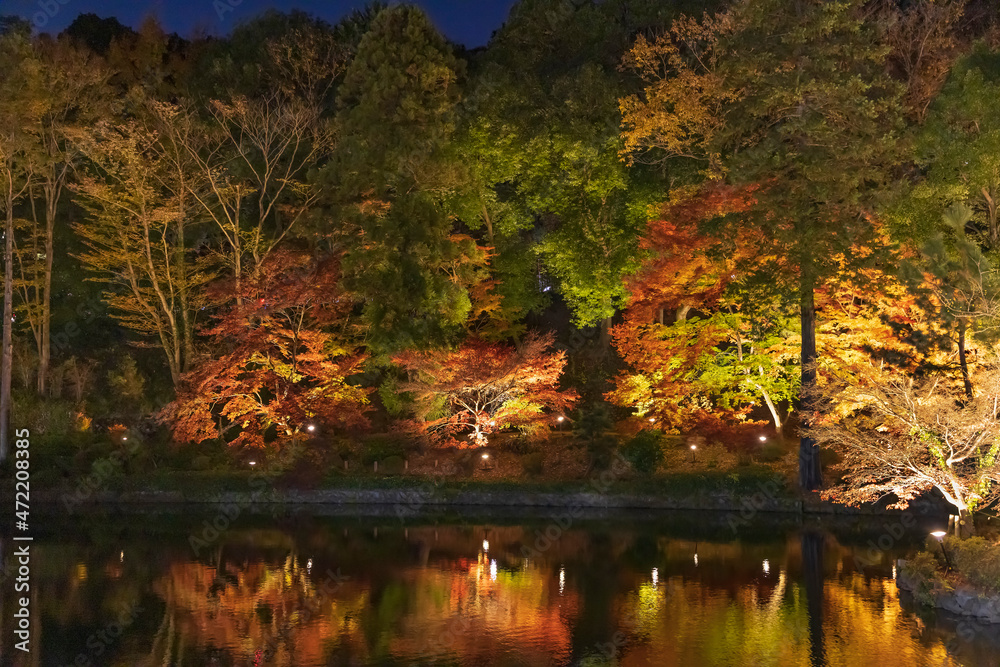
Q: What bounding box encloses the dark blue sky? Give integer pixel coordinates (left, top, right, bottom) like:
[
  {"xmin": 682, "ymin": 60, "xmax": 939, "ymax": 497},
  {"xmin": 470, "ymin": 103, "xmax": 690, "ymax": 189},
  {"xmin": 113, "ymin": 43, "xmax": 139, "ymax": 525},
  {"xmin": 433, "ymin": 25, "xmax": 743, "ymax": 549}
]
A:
[{"xmin": 5, "ymin": 0, "xmax": 518, "ymax": 47}]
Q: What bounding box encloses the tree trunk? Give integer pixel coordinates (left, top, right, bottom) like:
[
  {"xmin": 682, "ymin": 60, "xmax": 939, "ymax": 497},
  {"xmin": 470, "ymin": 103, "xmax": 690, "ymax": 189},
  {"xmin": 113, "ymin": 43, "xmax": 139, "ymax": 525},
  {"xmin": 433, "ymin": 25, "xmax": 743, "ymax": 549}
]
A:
[
  {"xmin": 599, "ymin": 315, "xmax": 613, "ymax": 351},
  {"xmin": 755, "ymin": 382, "xmax": 783, "ymax": 437},
  {"xmin": 1, "ymin": 203, "xmax": 13, "ymax": 463},
  {"xmin": 38, "ymin": 190, "xmax": 55, "ymax": 396},
  {"xmin": 957, "ymin": 319, "xmax": 973, "ymax": 400},
  {"xmin": 799, "ymin": 281, "xmax": 822, "ymax": 491}
]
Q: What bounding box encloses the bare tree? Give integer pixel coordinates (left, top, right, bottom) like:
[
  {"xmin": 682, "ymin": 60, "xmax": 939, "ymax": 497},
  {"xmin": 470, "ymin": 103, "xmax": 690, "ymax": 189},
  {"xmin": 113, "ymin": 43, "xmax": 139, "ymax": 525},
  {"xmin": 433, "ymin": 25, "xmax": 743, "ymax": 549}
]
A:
[
  {"xmin": 11, "ymin": 38, "xmax": 109, "ymax": 397},
  {"xmin": 74, "ymin": 118, "xmax": 214, "ymax": 386},
  {"xmin": 808, "ymin": 359, "xmax": 1000, "ymax": 531},
  {"xmin": 0, "ymin": 32, "xmax": 37, "ymax": 462},
  {"xmin": 873, "ymin": 0, "xmax": 967, "ymax": 123}
]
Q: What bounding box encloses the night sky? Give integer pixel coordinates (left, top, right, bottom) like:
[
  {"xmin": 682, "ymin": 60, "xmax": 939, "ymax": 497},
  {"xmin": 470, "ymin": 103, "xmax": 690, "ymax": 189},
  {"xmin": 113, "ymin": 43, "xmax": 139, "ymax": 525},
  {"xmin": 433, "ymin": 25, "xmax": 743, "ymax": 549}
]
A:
[{"xmin": 4, "ymin": 0, "xmax": 518, "ymax": 47}]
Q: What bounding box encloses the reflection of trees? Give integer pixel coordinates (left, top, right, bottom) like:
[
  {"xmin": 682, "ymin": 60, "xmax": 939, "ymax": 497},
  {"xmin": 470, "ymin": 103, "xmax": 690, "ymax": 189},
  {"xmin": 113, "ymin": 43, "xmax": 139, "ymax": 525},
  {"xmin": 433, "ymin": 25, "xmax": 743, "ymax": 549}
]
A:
[
  {"xmin": 374, "ymin": 553, "xmax": 579, "ymax": 666},
  {"xmin": 143, "ymin": 554, "xmax": 369, "ymax": 666},
  {"xmin": 602, "ymin": 535, "xmax": 968, "ymax": 667},
  {"xmin": 11, "ymin": 523, "xmax": 987, "ymax": 666}
]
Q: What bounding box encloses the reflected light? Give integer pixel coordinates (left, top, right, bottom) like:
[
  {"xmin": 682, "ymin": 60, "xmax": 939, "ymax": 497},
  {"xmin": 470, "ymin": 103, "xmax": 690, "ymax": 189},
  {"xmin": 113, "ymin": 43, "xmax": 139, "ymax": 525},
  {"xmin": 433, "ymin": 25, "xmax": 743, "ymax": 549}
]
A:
[
  {"xmin": 763, "ymin": 559, "xmax": 770, "ymax": 575},
  {"xmin": 120, "ymin": 551, "xmax": 124, "ymax": 563},
  {"xmin": 652, "ymin": 567, "xmax": 658, "ymax": 587},
  {"xmin": 490, "ymin": 559, "xmax": 497, "ymax": 581},
  {"xmin": 559, "ymin": 566, "xmax": 565, "ymax": 595},
  {"xmin": 694, "ymin": 553, "xmax": 698, "ymax": 566},
  {"xmin": 892, "ymin": 564, "xmax": 897, "ymax": 579},
  {"xmin": 307, "ymin": 559, "xmax": 313, "ymax": 570}
]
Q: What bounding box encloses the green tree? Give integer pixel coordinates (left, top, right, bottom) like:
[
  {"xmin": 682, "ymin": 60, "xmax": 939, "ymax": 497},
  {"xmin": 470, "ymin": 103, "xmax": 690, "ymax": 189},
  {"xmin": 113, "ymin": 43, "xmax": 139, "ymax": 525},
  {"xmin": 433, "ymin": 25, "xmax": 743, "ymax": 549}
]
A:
[
  {"xmin": 899, "ymin": 42, "xmax": 1000, "ymax": 248},
  {"xmin": 324, "ymin": 5, "xmax": 488, "ymax": 352}
]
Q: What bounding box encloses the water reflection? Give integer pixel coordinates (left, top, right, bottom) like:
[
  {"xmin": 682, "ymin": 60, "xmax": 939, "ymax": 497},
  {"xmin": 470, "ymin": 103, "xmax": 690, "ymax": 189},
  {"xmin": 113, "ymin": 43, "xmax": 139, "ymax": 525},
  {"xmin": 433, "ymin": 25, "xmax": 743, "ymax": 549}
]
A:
[{"xmin": 2, "ymin": 513, "xmax": 997, "ymax": 666}]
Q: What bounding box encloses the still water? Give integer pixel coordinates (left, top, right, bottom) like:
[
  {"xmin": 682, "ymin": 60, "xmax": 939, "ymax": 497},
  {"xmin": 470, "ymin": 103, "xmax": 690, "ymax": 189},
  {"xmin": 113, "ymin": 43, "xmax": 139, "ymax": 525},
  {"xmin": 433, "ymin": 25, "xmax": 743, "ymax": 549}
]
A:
[{"xmin": 3, "ymin": 507, "xmax": 998, "ymax": 666}]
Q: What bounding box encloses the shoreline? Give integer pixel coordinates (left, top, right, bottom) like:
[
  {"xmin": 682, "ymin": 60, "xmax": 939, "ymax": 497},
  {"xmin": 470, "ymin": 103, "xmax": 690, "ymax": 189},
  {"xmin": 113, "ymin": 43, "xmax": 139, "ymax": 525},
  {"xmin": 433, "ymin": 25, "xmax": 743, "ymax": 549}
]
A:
[{"xmin": 16, "ymin": 484, "xmax": 949, "ymax": 517}]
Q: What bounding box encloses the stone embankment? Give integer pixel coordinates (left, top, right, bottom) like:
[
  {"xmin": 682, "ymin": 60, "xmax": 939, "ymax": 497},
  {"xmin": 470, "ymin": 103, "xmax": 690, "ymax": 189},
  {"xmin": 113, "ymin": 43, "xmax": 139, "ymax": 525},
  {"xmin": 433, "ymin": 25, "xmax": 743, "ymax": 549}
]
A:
[{"xmin": 897, "ymin": 559, "xmax": 1000, "ymax": 624}]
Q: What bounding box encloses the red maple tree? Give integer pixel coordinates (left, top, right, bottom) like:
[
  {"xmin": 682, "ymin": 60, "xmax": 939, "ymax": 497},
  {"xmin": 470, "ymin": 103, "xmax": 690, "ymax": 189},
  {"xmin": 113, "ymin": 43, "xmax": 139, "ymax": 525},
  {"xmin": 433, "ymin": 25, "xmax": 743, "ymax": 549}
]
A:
[
  {"xmin": 392, "ymin": 331, "xmax": 577, "ymax": 447},
  {"xmin": 160, "ymin": 250, "xmax": 371, "ymax": 451}
]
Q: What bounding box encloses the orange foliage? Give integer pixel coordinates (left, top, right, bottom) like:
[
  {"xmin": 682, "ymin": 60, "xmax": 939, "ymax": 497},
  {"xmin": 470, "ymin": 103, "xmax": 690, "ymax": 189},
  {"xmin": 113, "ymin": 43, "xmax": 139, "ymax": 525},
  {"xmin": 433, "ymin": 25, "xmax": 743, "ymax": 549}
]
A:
[
  {"xmin": 160, "ymin": 250, "xmax": 371, "ymax": 450},
  {"xmin": 393, "ymin": 331, "xmax": 577, "ymax": 447}
]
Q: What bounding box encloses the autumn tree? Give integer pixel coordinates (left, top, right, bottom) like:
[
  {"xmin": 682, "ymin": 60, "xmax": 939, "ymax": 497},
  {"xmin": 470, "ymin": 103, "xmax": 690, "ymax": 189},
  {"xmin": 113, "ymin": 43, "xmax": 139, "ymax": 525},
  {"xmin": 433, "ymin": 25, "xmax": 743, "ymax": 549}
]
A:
[
  {"xmin": 74, "ymin": 115, "xmax": 214, "ymax": 386},
  {"xmin": 393, "ymin": 331, "xmax": 577, "ymax": 447},
  {"xmin": 160, "ymin": 250, "xmax": 370, "ymax": 451},
  {"xmin": 808, "ymin": 359, "xmax": 1000, "ymax": 529},
  {"xmin": 621, "ymin": 0, "xmax": 906, "ymax": 490},
  {"xmin": 609, "ymin": 185, "xmax": 800, "ymax": 437}
]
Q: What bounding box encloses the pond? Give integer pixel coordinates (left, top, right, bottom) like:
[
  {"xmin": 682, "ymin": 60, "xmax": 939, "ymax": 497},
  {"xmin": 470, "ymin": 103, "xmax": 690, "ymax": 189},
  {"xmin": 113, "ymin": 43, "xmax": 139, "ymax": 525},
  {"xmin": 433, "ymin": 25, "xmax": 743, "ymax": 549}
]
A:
[{"xmin": 3, "ymin": 507, "xmax": 998, "ymax": 666}]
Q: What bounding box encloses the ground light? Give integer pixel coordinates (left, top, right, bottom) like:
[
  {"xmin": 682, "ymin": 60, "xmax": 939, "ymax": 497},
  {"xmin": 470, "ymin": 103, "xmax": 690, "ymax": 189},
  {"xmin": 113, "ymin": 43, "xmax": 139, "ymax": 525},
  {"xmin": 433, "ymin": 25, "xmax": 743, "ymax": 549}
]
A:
[
  {"xmin": 759, "ymin": 435, "xmax": 767, "ymax": 442},
  {"xmin": 249, "ymin": 461, "xmax": 257, "ymax": 467},
  {"xmin": 307, "ymin": 424, "xmax": 316, "ymax": 433},
  {"xmin": 931, "ymin": 531, "xmax": 953, "ymax": 571},
  {"xmin": 690, "ymin": 444, "xmax": 697, "ymax": 463}
]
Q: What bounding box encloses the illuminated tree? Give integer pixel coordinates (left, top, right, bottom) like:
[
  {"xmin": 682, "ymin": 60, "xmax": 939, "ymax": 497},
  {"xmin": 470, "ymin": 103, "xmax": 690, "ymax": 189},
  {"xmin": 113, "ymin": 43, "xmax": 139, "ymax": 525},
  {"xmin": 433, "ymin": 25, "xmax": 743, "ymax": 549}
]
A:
[
  {"xmin": 808, "ymin": 359, "xmax": 1000, "ymax": 526},
  {"xmin": 74, "ymin": 116, "xmax": 214, "ymax": 386},
  {"xmin": 393, "ymin": 331, "xmax": 577, "ymax": 447},
  {"xmin": 621, "ymin": 0, "xmax": 906, "ymax": 489},
  {"xmin": 609, "ymin": 185, "xmax": 799, "ymax": 437},
  {"xmin": 160, "ymin": 250, "xmax": 370, "ymax": 451}
]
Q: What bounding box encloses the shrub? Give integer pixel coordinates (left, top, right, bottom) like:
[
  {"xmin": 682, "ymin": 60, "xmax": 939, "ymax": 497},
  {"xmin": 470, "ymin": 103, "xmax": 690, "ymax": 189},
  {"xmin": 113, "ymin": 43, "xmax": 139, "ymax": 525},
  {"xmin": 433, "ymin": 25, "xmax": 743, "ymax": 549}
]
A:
[
  {"xmin": 950, "ymin": 537, "xmax": 1000, "ymax": 594},
  {"xmin": 362, "ymin": 435, "xmax": 407, "ymax": 465},
  {"xmin": 621, "ymin": 431, "xmax": 663, "ymax": 474},
  {"xmin": 191, "ymin": 456, "xmax": 212, "ymax": 471},
  {"xmin": 901, "ymin": 551, "xmax": 942, "ymax": 607},
  {"xmin": 575, "ymin": 402, "xmax": 617, "ymax": 470},
  {"xmin": 381, "ymin": 455, "xmax": 406, "ymax": 475},
  {"xmin": 522, "ymin": 452, "xmax": 545, "ymax": 476}
]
